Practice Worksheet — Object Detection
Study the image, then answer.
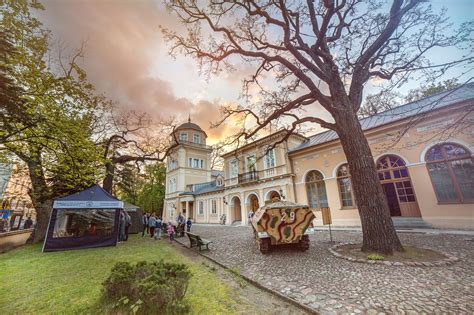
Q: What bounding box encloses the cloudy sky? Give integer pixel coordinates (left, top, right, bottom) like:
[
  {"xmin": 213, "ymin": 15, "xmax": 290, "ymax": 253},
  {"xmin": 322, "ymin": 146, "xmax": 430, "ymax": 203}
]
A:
[{"xmin": 38, "ymin": 0, "xmax": 473, "ymax": 144}]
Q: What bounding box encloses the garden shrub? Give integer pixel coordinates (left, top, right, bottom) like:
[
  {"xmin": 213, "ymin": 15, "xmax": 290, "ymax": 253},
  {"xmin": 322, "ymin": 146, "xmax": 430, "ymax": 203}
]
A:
[
  {"xmin": 102, "ymin": 260, "xmax": 192, "ymax": 314},
  {"xmin": 367, "ymin": 253, "xmax": 385, "ymax": 261}
]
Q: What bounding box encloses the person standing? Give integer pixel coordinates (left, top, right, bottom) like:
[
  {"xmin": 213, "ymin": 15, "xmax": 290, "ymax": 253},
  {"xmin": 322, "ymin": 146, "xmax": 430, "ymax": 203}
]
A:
[
  {"xmin": 186, "ymin": 217, "xmax": 192, "ymax": 232},
  {"xmin": 119, "ymin": 210, "xmax": 126, "ymax": 242},
  {"xmin": 124, "ymin": 212, "xmax": 132, "ymax": 241},
  {"xmin": 23, "ymin": 217, "xmax": 33, "ymax": 229},
  {"xmin": 148, "ymin": 213, "xmax": 157, "ymax": 238},
  {"xmin": 167, "ymin": 221, "xmax": 174, "ymax": 242},
  {"xmin": 176, "ymin": 212, "xmax": 185, "ymax": 225},
  {"xmin": 248, "ymin": 210, "xmax": 254, "ymax": 224},
  {"xmin": 141, "ymin": 212, "xmax": 148, "ymax": 237},
  {"xmin": 154, "ymin": 216, "xmax": 162, "ymax": 240}
]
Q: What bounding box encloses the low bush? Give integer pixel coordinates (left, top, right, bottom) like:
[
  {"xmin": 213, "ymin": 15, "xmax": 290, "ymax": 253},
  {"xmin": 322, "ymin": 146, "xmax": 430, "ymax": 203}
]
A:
[
  {"xmin": 367, "ymin": 253, "xmax": 385, "ymax": 261},
  {"xmin": 102, "ymin": 260, "xmax": 192, "ymax": 314}
]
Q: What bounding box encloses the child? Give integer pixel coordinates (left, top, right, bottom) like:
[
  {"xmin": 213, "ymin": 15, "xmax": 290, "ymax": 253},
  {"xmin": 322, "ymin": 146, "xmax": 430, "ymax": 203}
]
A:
[
  {"xmin": 186, "ymin": 217, "xmax": 192, "ymax": 232},
  {"xmin": 167, "ymin": 221, "xmax": 174, "ymax": 242}
]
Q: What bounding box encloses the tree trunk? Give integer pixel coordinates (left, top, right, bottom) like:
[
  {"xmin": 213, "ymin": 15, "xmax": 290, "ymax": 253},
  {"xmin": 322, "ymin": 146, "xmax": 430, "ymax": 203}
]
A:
[
  {"xmin": 103, "ymin": 161, "xmax": 115, "ymax": 193},
  {"xmin": 26, "ymin": 148, "xmax": 53, "ymax": 243},
  {"xmin": 334, "ymin": 109, "xmax": 403, "ymax": 254}
]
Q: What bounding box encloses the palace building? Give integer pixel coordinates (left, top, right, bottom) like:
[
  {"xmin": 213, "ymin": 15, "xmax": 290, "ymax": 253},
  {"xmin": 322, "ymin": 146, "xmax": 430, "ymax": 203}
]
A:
[{"xmin": 164, "ymin": 84, "xmax": 474, "ymax": 230}]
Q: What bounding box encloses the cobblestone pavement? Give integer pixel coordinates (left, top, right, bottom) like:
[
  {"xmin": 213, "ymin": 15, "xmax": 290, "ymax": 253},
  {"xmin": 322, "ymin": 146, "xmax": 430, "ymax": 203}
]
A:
[{"xmin": 180, "ymin": 225, "xmax": 474, "ymax": 314}]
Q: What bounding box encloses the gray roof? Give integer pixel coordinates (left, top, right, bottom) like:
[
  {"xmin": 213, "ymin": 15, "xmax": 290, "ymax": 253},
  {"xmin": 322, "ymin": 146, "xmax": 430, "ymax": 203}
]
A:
[
  {"xmin": 290, "ymin": 83, "xmax": 474, "ymax": 153},
  {"xmin": 180, "ymin": 181, "xmax": 224, "ymax": 196},
  {"xmin": 176, "ymin": 121, "xmax": 207, "ymax": 136}
]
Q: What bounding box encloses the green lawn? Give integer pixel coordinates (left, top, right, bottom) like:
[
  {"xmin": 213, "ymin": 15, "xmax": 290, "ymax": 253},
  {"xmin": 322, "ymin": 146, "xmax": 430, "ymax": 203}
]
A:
[{"xmin": 0, "ymin": 235, "xmax": 238, "ymax": 314}]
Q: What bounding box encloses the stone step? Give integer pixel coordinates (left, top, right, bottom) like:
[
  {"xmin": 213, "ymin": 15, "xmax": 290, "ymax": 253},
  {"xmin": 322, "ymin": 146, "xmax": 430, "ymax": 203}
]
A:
[
  {"xmin": 231, "ymin": 220, "xmax": 242, "ymax": 226},
  {"xmin": 391, "ymin": 217, "xmax": 432, "ymax": 229}
]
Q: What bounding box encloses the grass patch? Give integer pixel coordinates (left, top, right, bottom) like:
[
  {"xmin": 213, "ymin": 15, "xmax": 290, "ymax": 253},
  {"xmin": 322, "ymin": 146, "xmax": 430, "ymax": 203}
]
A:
[
  {"xmin": 0, "ymin": 235, "xmax": 238, "ymax": 314},
  {"xmin": 226, "ymin": 268, "xmax": 247, "ymax": 288},
  {"xmin": 367, "ymin": 253, "xmax": 385, "ymax": 261}
]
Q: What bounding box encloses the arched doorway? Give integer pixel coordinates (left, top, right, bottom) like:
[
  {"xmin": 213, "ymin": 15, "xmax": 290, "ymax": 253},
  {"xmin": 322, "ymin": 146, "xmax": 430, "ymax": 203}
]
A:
[
  {"xmin": 247, "ymin": 193, "xmax": 259, "ymax": 215},
  {"xmin": 305, "ymin": 170, "xmax": 328, "ymax": 210},
  {"xmin": 266, "ymin": 190, "xmax": 280, "ymax": 201},
  {"xmin": 230, "ymin": 196, "xmax": 242, "ymax": 223},
  {"xmin": 376, "ymin": 155, "xmax": 421, "ymax": 217}
]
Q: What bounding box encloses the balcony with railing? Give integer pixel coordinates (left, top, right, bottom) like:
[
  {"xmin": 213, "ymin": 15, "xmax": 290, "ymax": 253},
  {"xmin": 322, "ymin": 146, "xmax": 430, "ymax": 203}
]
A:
[
  {"xmin": 238, "ymin": 170, "xmax": 260, "ymax": 184},
  {"xmin": 262, "ymin": 165, "xmax": 287, "ymax": 178},
  {"xmin": 225, "ymin": 165, "xmax": 289, "ymax": 186}
]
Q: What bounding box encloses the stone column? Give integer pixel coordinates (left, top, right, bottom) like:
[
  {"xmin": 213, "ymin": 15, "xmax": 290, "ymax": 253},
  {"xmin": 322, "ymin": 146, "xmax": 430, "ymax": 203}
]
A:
[
  {"xmin": 258, "ymin": 188, "xmax": 264, "ymax": 207},
  {"xmin": 240, "ymin": 192, "xmax": 246, "ymax": 225},
  {"xmin": 185, "ymin": 201, "xmax": 189, "ymax": 220}
]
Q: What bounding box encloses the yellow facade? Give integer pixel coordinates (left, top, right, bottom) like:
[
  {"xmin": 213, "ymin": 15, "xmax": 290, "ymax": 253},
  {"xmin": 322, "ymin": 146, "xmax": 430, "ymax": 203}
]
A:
[
  {"xmin": 165, "ymin": 92, "xmax": 473, "ymax": 230},
  {"xmin": 290, "ymin": 103, "xmax": 473, "ymax": 229}
]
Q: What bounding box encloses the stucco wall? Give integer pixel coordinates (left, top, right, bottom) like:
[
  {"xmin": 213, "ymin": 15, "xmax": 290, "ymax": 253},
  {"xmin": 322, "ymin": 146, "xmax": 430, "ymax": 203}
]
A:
[{"xmin": 291, "ymin": 105, "xmax": 473, "ymax": 229}]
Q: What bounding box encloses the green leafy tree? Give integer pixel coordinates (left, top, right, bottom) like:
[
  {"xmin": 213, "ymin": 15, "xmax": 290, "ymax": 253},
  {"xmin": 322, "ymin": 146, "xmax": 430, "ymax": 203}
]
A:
[
  {"xmin": 404, "ymin": 78, "xmax": 462, "ymax": 103},
  {"xmin": 137, "ymin": 163, "xmax": 166, "ymax": 216},
  {"xmin": 0, "ymin": 0, "xmax": 105, "ymax": 241},
  {"xmin": 115, "ymin": 163, "xmax": 166, "ymax": 216},
  {"xmin": 115, "ymin": 164, "xmax": 142, "ymax": 205}
]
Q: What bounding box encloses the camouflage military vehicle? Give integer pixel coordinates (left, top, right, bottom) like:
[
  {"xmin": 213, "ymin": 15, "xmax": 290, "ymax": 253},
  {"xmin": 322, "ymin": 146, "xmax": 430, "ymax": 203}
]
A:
[{"xmin": 251, "ymin": 199, "xmax": 316, "ymax": 254}]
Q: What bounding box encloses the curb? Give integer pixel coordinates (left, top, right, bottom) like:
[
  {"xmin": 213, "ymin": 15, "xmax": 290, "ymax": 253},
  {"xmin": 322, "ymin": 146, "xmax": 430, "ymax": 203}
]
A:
[
  {"xmin": 327, "ymin": 243, "xmax": 460, "ymax": 267},
  {"xmin": 173, "ymin": 237, "xmax": 318, "ymax": 314}
]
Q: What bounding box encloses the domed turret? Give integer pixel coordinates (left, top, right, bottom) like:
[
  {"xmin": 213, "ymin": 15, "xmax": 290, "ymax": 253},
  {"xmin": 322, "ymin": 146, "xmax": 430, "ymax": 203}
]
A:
[{"xmin": 173, "ymin": 116, "xmax": 207, "ymax": 144}]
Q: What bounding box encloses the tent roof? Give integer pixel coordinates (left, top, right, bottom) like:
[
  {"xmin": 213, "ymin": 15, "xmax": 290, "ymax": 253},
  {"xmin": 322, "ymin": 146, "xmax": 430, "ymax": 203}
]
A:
[
  {"xmin": 53, "ymin": 185, "xmax": 124, "ymax": 209},
  {"xmin": 123, "ymin": 201, "xmax": 140, "ymax": 211}
]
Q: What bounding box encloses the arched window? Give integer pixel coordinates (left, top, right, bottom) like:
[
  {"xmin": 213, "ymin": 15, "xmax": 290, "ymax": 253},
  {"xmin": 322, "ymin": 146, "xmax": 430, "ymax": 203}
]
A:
[
  {"xmin": 305, "ymin": 171, "xmax": 328, "ymax": 209},
  {"xmin": 425, "ymin": 143, "xmax": 473, "ymax": 203},
  {"xmin": 337, "ymin": 164, "xmax": 354, "ymax": 207},
  {"xmin": 377, "ymin": 155, "xmax": 416, "ymax": 203}
]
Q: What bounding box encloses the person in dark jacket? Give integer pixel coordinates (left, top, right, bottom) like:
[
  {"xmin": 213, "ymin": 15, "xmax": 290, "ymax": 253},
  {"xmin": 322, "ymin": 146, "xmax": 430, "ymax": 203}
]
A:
[
  {"xmin": 154, "ymin": 216, "xmax": 162, "ymax": 240},
  {"xmin": 119, "ymin": 210, "xmax": 126, "ymax": 242},
  {"xmin": 23, "ymin": 217, "xmax": 33, "ymax": 229},
  {"xmin": 124, "ymin": 212, "xmax": 132, "ymax": 241},
  {"xmin": 148, "ymin": 213, "xmax": 157, "ymax": 238},
  {"xmin": 186, "ymin": 217, "xmax": 192, "ymax": 232},
  {"xmin": 141, "ymin": 212, "xmax": 149, "ymax": 237}
]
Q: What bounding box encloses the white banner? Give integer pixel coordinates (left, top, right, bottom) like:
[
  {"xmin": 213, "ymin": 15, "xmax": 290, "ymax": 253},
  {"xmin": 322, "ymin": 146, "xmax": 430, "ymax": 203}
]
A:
[{"xmin": 53, "ymin": 200, "xmax": 124, "ymax": 209}]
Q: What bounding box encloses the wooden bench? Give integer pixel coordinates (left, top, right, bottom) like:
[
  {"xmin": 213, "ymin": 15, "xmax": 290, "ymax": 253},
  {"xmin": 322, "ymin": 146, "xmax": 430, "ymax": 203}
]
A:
[{"xmin": 186, "ymin": 232, "xmax": 212, "ymax": 251}]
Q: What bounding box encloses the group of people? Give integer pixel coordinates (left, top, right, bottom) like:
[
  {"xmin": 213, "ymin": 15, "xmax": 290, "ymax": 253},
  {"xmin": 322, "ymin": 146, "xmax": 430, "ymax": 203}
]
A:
[
  {"xmin": 0, "ymin": 216, "xmax": 34, "ymax": 233},
  {"xmin": 141, "ymin": 212, "xmax": 192, "ymax": 242}
]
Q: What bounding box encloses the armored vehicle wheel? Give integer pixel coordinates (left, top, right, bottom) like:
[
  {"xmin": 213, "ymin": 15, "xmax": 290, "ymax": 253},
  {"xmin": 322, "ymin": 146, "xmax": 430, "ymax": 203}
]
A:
[
  {"xmin": 297, "ymin": 235, "xmax": 310, "ymax": 251},
  {"xmin": 259, "ymin": 238, "xmax": 270, "ymax": 254}
]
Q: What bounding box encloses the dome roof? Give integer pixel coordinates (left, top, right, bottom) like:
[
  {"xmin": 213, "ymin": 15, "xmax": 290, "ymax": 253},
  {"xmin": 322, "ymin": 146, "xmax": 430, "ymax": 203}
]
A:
[
  {"xmin": 176, "ymin": 122, "xmax": 203, "ymax": 132},
  {"xmin": 175, "ymin": 118, "xmax": 207, "ymax": 137}
]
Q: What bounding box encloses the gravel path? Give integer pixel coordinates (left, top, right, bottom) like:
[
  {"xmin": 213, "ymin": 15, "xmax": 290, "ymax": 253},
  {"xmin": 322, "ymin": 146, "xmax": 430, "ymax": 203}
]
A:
[{"xmin": 179, "ymin": 224, "xmax": 474, "ymax": 314}]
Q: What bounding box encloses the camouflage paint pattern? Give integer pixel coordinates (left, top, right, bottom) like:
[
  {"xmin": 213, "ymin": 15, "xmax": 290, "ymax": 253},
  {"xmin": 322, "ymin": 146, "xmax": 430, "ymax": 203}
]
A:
[{"xmin": 251, "ymin": 200, "xmax": 315, "ymax": 245}]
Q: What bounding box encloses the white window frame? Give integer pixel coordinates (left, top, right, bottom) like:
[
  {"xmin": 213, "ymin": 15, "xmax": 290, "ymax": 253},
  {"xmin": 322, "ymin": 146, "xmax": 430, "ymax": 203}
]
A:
[
  {"xmin": 246, "ymin": 154, "xmax": 257, "ymax": 172},
  {"xmin": 229, "ymin": 159, "xmax": 238, "ymax": 178},
  {"xmin": 211, "ymin": 199, "xmax": 217, "ymax": 214},
  {"xmin": 264, "ymin": 148, "xmax": 276, "ymax": 169},
  {"xmin": 193, "ymin": 133, "xmax": 201, "ymax": 144},
  {"xmin": 180, "ymin": 132, "xmax": 188, "ymax": 141},
  {"xmin": 198, "ymin": 201, "xmax": 204, "ymax": 215}
]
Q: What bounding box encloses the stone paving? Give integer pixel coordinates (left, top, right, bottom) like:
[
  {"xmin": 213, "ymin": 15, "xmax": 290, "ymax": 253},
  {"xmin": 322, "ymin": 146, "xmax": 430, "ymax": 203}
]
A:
[{"xmin": 179, "ymin": 225, "xmax": 474, "ymax": 314}]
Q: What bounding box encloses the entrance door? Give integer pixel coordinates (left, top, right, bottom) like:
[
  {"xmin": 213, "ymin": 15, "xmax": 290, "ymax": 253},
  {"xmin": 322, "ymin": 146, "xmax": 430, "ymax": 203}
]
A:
[
  {"xmin": 188, "ymin": 202, "xmax": 194, "ymax": 220},
  {"xmin": 382, "ymin": 183, "xmax": 401, "ymax": 216},
  {"xmin": 377, "ymin": 155, "xmax": 421, "ymax": 217}
]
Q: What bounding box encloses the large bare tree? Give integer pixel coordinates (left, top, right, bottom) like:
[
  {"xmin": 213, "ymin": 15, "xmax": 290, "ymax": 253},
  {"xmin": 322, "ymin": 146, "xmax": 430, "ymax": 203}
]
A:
[
  {"xmin": 163, "ymin": 0, "xmax": 472, "ymax": 253},
  {"xmin": 98, "ymin": 110, "xmax": 178, "ymax": 193}
]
